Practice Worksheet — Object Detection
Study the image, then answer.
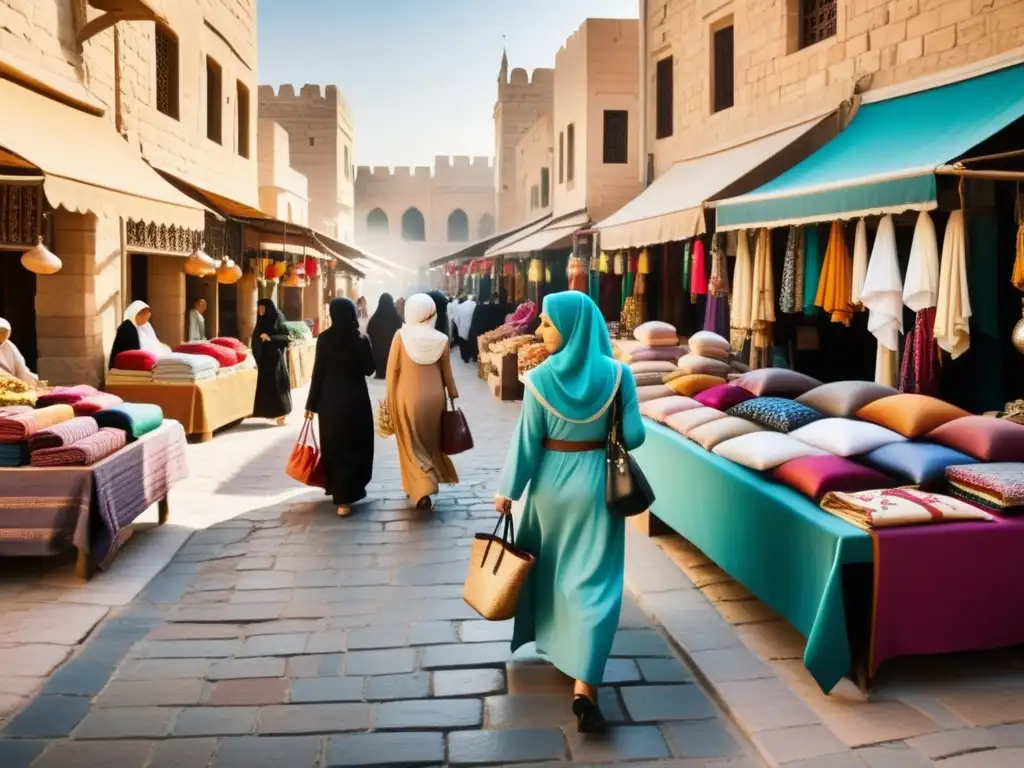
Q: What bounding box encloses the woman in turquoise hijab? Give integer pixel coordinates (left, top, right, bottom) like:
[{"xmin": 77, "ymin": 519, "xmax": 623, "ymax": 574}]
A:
[{"xmin": 494, "ymin": 291, "xmax": 645, "ymax": 734}]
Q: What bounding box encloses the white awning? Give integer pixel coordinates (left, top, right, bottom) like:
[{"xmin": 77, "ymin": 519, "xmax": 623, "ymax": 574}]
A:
[
  {"xmin": 490, "ymin": 211, "xmax": 590, "ymax": 256},
  {"xmin": 594, "ymin": 116, "xmax": 831, "ymax": 250},
  {"xmin": 484, "ymin": 214, "xmax": 553, "ymax": 257}
]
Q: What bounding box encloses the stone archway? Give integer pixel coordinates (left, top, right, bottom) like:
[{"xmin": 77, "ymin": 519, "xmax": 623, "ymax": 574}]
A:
[
  {"xmin": 367, "ymin": 208, "xmax": 389, "ymax": 236},
  {"xmin": 447, "ymin": 209, "xmax": 469, "ymax": 242},
  {"xmin": 401, "ymin": 207, "xmax": 426, "ymax": 242}
]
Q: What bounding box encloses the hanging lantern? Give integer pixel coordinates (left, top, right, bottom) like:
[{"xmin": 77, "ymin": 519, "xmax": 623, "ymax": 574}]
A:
[
  {"xmin": 304, "ymin": 256, "xmax": 319, "ymax": 277},
  {"xmin": 216, "ymin": 259, "xmax": 242, "ymax": 285},
  {"xmin": 528, "ymin": 258, "xmax": 542, "ymax": 283},
  {"xmin": 185, "ymin": 247, "xmax": 217, "ymax": 277},
  {"xmin": 21, "ymin": 237, "xmax": 62, "ymax": 275},
  {"xmin": 283, "ymin": 269, "xmax": 303, "ymax": 288}
]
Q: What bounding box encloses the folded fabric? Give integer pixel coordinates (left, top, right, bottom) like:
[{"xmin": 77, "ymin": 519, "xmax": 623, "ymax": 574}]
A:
[
  {"xmin": 677, "ymin": 354, "xmax": 732, "ymax": 377},
  {"xmin": 788, "ymin": 417, "xmax": 906, "ymax": 457},
  {"xmin": 727, "ymin": 397, "xmax": 823, "ymax": 433},
  {"xmin": 772, "ymin": 455, "xmax": 897, "ymax": 502},
  {"xmin": 861, "ymin": 441, "xmax": 977, "ymax": 486},
  {"xmin": 694, "ymin": 383, "xmax": 755, "ymax": 412},
  {"xmin": 36, "ymin": 385, "xmax": 98, "ymax": 408},
  {"xmin": 639, "ymin": 396, "xmax": 702, "ymax": 423},
  {"xmin": 926, "ymin": 415, "xmax": 1024, "ymax": 462},
  {"xmin": 689, "ymin": 416, "xmax": 766, "ymax": 451},
  {"xmin": 28, "ymin": 416, "xmax": 99, "ymax": 452},
  {"xmin": 0, "ymin": 405, "xmax": 33, "ymax": 418},
  {"xmin": 945, "ymin": 463, "xmax": 1024, "ymax": 510},
  {"xmin": 856, "ymin": 393, "xmax": 969, "ymax": 439},
  {"xmin": 105, "ymin": 369, "xmax": 155, "ymax": 384},
  {"xmin": 796, "ymin": 380, "xmax": 898, "ymax": 418},
  {"xmin": 713, "ymin": 431, "xmax": 828, "ymax": 471},
  {"xmin": 74, "ymin": 393, "xmax": 124, "ymax": 416},
  {"xmin": 636, "ymin": 384, "xmax": 674, "ymax": 403},
  {"xmin": 113, "ymin": 349, "xmax": 161, "ymax": 372},
  {"xmin": 0, "ymin": 442, "xmax": 28, "ymax": 467},
  {"xmin": 93, "ymin": 403, "xmax": 164, "ymax": 441},
  {"xmin": 820, "ymin": 487, "xmax": 994, "ymax": 530},
  {"xmin": 153, "ymin": 369, "xmax": 217, "ymax": 384},
  {"xmin": 153, "ymin": 353, "xmax": 219, "ymax": 374},
  {"xmin": 0, "ymin": 404, "xmax": 74, "ymax": 442},
  {"xmin": 30, "ymin": 427, "xmax": 126, "ymax": 467},
  {"xmin": 631, "ymin": 346, "xmax": 687, "ymax": 363},
  {"xmin": 173, "ymin": 342, "xmax": 238, "ymax": 369}
]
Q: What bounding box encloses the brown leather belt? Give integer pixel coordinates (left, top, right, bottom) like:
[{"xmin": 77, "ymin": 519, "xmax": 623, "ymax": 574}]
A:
[{"xmin": 543, "ymin": 438, "xmax": 604, "ymax": 453}]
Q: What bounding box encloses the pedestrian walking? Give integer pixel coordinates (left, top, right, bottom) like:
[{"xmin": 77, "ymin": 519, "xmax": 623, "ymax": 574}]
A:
[
  {"xmin": 305, "ymin": 298, "xmax": 376, "ymax": 517},
  {"xmin": 251, "ymin": 298, "xmax": 292, "ymax": 425},
  {"xmin": 366, "ymin": 292, "xmax": 403, "ymax": 379},
  {"xmin": 385, "ymin": 293, "xmax": 460, "ymax": 510},
  {"xmin": 427, "ymin": 290, "xmax": 451, "ymax": 337},
  {"xmin": 492, "ymin": 290, "xmax": 645, "ymax": 734}
]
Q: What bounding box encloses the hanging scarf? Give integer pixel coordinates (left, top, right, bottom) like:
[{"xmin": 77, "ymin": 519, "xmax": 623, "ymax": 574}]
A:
[
  {"xmin": 802, "ymin": 226, "xmax": 822, "ymax": 317},
  {"xmin": 933, "ymin": 209, "xmax": 972, "ymax": 359},
  {"xmin": 851, "ymin": 219, "xmax": 869, "ymax": 308},
  {"xmin": 1014, "ymin": 190, "xmax": 1024, "ymax": 290},
  {"xmin": 793, "ymin": 228, "xmax": 805, "ymax": 313},
  {"xmin": 900, "ymin": 306, "xmax": 940, "ymax": 396},
  {"xmin": 815, "ymin": 220, "xmax": 855, "ymax": 326},
  {"xmin": 903, "ymin": 211, "xmax": 940, "ymax": 312},
  {"xmin": 704, "ymin": 235, "xmax": 730, "ymax": 338},
  {"xmin": 399, "ymin": 293, "xmax": 449, "ymax": 365},
  {"xmin": 682, "ymin": 242, "xmax": 692, "ymax": 304},
  {"xmin": 730, "ymin": 230, "xmax": 753, "ymax": 352},
  {"xmin": 690, "ymin": 239, "xmax": 708, "ymax": 300},
  {"xmin": 860, "ymin": 215, "xmax": 903, "ymax": 387},
  {"xmin": 750, "ymin": 229, "xmax": 776, "ymax": 368},
  {"xmin": 780, "ymin": 227, "xmax": 798, "ymax": 313}
]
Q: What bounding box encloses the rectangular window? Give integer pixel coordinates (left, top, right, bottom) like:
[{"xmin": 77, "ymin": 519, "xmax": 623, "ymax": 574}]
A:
[
  {"xmin": 558, "ymin": 132, "xmax": 565, "ymax": 184},
  {"xmin": 712, "ymin": 25, "xmax": 735, "ymax": 113},
  {"xmin": 566, "ymin": 123, "xmax": 576, "ymax": 183},
  {"xmin": 540, "ymin": 167, "xmax": 550, "ymax": 207},
  {"xmin": 309, "ymin": 137, "xmax": 315, "ymax": 147},
  {"xmin": 531, "ymin": 185, "xmax": 539, "ymax": 210},
  {"xmin": 603, "ymin": 110, "xmax": 628, "ymax": 164},
  {"xmin": 236, "ymin": 82, "xmax": 250, "ymax": 158},
  {"xmin": 344, "ymin": 146, "xmax": 350, "ymax": 180},
  {"xmin": 155, "ymin": 25, "xmax": 179, "ymax": 120},
  {"xmin": 206, "ymin": 57, "xmax": 222, "ymax": 144},
  {"xmin": 655, "ymin": 56, "xmax": 673, "ymax": 139},
  {"xmin": 800, "ymin": 0, "xmax": 837, "ymax": 48}
]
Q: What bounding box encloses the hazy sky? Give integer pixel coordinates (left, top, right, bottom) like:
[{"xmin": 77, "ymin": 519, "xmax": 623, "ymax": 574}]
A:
[{"xmin": 257, "ymin": 0, "xmax": 637, "ymax": 169}]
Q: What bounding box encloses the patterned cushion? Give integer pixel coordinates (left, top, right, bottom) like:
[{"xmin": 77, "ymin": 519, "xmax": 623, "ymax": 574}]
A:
[
  {"xmin": 946, "ymin": 463, "xmax": 1024, "ymax": 509},
  {"xmin": 727, "ymin": 397, "xmax": 823, "ymax": 433},
  {"xmin": 713, "ymin": 432, "xmax": 828, "ymax": 471},
  {"xmin": 788, "ymin": 418, "xmax": 906, "ymax": 457},
  {"xmin": 665, "ymin": 407, "xmax": 726, "ymax": 437},
  {"xmin": 677, "ymin": 354, "xmax": 732, "ymax": 377},
  {"xmin": 666, "ymin": 374, "xmax": 726, "ymax": 398},
  {"xmin": 796, "ymin": 380, "xmax": 898, "ymax": 418},
  {"xmin": 636, "ymin": 385, "xmax": 674, "ymax": 403},
  {"xmin": 633, "ymin": 321, "xmax": 679, "ymax": 347},
  {"xmin": 640, "ymin": 396, "xmax": 702, "ymax": 423},
  {"xmin": 688, "ymin": 416, "xmax": 766, "ymax": 451},
  {"xmin": 687, "ymin": 331, "xmax": 731, "ymax": 361},
  {"xmin": 926, "ymin": 416, "xmax": 1024, "ymax": 462},
  {"xmin": 855, "ymin": 394, "xmax": 969, "ymax": 439},
  {"xmin": 694, "ymin": 384, "xmax": 755, "ymax": 412},
  {"xmin": 772, "ymin": 455, "xmax": 898, "ymax": 502},
  {"xmin": 731, "ymin": 369, "xmax": 822, "ymax": 398},
  {"xmin": 860, "ymin": 442, "xmax": 977, "ymax": 487}
]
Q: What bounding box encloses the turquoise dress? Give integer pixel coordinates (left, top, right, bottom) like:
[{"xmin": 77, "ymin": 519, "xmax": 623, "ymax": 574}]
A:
[{"xmin": 498, "ymin": 356, "xmax": 645, "ymax": 685}]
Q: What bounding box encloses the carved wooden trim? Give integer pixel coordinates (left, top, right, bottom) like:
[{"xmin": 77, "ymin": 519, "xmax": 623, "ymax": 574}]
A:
[
  {"xmin": 125, "ymin": 218, "xmax": 203, "ymax": 255},
  {"xmin": 0, "ymin": 182, "xmax": 42, "ymax": 249}
]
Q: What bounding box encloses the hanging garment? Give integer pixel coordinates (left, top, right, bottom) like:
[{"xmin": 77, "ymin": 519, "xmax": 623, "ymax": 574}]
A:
[
  {"xmin": 681, "ymin": 242, "xmax": 692, "ymax": 303},
  {"xmin": 704, "ymin": 234, "xmax": 730, "ymax": 338},
  {"xmin": 802, "ymin": 227, "xmax": 822, "ymax": 317},
  {"xmin": 690, "ymin": 239, "xmax": 708, "ymax": 300},
  {"xmin": 750, "ymin": 228, "xmax": 776, "ymax": 368},
  {"xmin": 780, "ymin": 227, "xmax": 798, "ymax": 313},
  {"xmin": 903, "ymin": 211, "xmax": 940, "ymax": 313},
  {"xmin": 933, "ymin": 209, "xmax": 972, "ymax": 359},
  {"xmin": 1013, "ymin": 194, "xmax": 1024, "ymax": 289},
  {"xmin": 793, "ymin": 228, "xmax": 805, "ymax": 313},
  {"xmin": 851, "ymin": 219, "xmax": 869, "ymax": 308},
  {"xmin": 900, "ymin": 306, "xmax": 940, "ymax": 397},
  {"xmin": 860, "ymin": 215, "xmax": 903, "ymax": 387},
  {"xmin": 815, "ymin": 220, "xmax": 855, "ymax": 326},
  {"xmin": 730, "ymin": 230, "xmax": 753, "ymax": 352},
  {"xmin": 633, "ymin": 270, "xmax": 648, "ymax": 325},
  {"xmin": 622, "ymin": 253, "xmax": 636, "ymax": 310}
]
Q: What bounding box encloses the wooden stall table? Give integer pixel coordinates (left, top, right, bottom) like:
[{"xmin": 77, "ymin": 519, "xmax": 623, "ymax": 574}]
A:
[
  {"xmin": 0, "ymin": 420, "xmax": 189, "ymax": 578},
  {"xmin": 106, "ymin": 369, "xmax": 257, "ymax": 442},
  {"xmin": 287, "ymin": 341, "xmax": 317, "ymax": 389}
]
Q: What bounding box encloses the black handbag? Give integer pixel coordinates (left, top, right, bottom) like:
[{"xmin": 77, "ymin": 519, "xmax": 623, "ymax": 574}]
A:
[{"xmin": 605, "ymin": 385, "xmax": 655, "ymax": 518}]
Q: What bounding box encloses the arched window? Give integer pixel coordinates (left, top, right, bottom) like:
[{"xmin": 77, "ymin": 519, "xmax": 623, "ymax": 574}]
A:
[
  {"xmin": 401, "ymin": 207, "xmax": 426, "ymax": 242},
  {"xmin": 478, "ymin": 213, "xmax": 495, "ymax": 238},
  {"xmin": 447, "ymin": 209, "xmax": 469, "ymax": 242},
  {"xmin": 366, "ymin": 208, "xmax": 389, "ymax": 236}
]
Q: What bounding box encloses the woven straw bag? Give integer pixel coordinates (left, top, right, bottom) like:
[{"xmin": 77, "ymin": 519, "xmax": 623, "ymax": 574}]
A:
[
  {"xmin": 374, "ymin": 399, "xmax": 394, "ymax": 438},
  {"xmin": 463, "ymin": 515, "xmax": 535, "ymax": 621}
]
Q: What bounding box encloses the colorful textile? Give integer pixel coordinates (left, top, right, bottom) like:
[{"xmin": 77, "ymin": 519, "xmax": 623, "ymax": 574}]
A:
[
  {"xmin": 36, "ymin": 385, "xmax": 98, "ymax": 408},
  {"xmin": 505, "ymin": 301, "xmax": 538, "ymax": 333},
  {"xmin": 928, "ymin": 416, "xmax": 1024, "ymax": 462},
  {"xmin": 899, "ymin": 307, "xmax": 940, "ymax": 396},
  {"xmin": 934, "ymin": 209, "xmax": 972, "ymax": 359},
  {"xmin": 694, "ymin": 383, "xmax": 755, "ymax": 412},
  {"xmin": 793, "ymin": 228, "xmax": 805, "ymax": 313},
  {"xmin": 210, "ymin": 337, "xmax": 247, "ymax": 353},
  {"xmin": 750, "ymin": 229, "xmax": 776, "ymax": 367},
  {"xmin": 74, "ymin": 393, "xmax": 124, "ymax": 416},
  {"xmin": 173, "ymin": 342, "xmax": 238, "ymax": 369},
  {"xmin": 856, "ymin": 393, "xmax": 969, "ymax": 439},
  {"xmin": 820, "ymin": 487, "xmax": 993, "ymax": 529},
  {"xmin": 0, "ymin": 404, "xmax": 74, "ymax": 442},
  {"xmin": 0, "ymin": 442, "xmax": 28, "ymax": 467},
  {"xmin": 815, "ymin": 220, "xmax": 855, "ymax": 326},
  {"xmin": 796, "ymin": 380, "xmax": 897, "ymax": 418},
  {"xmin": 780, "ymin": 227, "xmax": 799, "ymax": 313},
  {"xmin": 862, "ymin": 441, "xmax": 977, "ymax": 487},
  {"xmin": 730, "ymin": 368, "xmax": 821, "ymax": 398},
  {"xmin": 726, "ymin": 397, "xmax": 823, "ymax": 433},
  {"xmin": 703, "ymin": 235, "xmax": 730, "ymax": 337},
  {"xmin": 0, "ymin": 405, "xmax": 33, "ymax": 418},
  {"xmin": 28, "ymin": 416, "xmax": 99, "ymax": 452},
  {"xmin": 113, "ymin": 349, "xmax": 160, "ymax": 372},
  {"xmin": 31, "ymin": 427, "xmax": 126, "ymax": 467},
  {"xmin": 93, "ymin": 404, "xmax": 164, "ymax": 441},
  {"xmin": 946, "ymin": 463, "xmax": 1024, "ymax": 509},
  {"xmin": 730, "ymin": 230, "xmax": 753, "ymax": 351},
  {"xmin": 690, "ymin": 239, "xmax": 708, "ymax": 297},
  {"xmin": 772, "ymin": 455, "xmax": 897, "ymax": 502},
  {"xmin": 802, "ymin": 226, "xmax": 822, "ymax": 317}
]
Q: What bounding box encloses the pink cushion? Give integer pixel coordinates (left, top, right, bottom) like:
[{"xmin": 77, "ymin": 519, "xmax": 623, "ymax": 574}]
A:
[
  {"xmin": 73, "ymin": 393, "xmax": 124, "ymax": 416},
  {"xmin": 210, "ymin": 336, "xmax": 247, "ymax": 353},
  {"xmin": 173, "ymin": 342, "xmax": 238, "ymax": 369},
  {"xmin": 772, "ymin": 455, "xmax": 898, "ymax": 502},
  {"xmin": 694, "ymin": 384, "xmax": 755, "ymax": 412},
  {"xmin": 927, "ymin": 416, "xmax": 1024, "ymax": 462},
  {"xmin": 113, "ymin": 349, "xmax": 160, "ymax": 372},
  {"xmin": 731, "ymin": 369, "xmax": 822, "ymax": 398},
  {"xmin": 639, "ymin": 396, "xmax": 701, "ymax": 423},
  {"xmin": 631, "ymin": 346, "xmax": 687, "ymax": 363}
]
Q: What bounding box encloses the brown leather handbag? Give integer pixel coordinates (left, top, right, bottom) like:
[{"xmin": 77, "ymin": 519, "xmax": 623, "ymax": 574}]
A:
[{"xmin": 441, "ymin": 397, "xmax": 474, "ymax": 455}]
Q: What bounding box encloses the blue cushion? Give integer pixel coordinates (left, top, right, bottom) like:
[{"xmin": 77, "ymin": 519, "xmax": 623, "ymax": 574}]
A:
[
  {"xmin": 726, "ymin": 397, "xmax": 823, "ymax": 433},
  {"xmin": 860, "ymin": 441, "xmax": 978, "ymax": 486}
]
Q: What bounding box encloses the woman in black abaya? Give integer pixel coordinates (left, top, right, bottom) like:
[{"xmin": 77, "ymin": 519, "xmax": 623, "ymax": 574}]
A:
[
  {"xmin": 366, "ymin": 293, "xmax": 402, "ymax": 379},
  {"xmin": 251, "ymin": 298, "xmax": 292, "ymax": 424},
  {"xmin": 305, "ymin": 298, "xmax": 376, "ymax": 516}
]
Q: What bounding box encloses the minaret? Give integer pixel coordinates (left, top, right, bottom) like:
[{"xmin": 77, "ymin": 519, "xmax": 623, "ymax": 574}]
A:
[{"xmin": 499, "ymin": 48, "xmax": 508, "ymax": 84}]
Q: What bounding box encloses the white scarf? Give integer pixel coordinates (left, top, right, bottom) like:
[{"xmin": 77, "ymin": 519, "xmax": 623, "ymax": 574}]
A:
[
  {"xmin": 903, "ymin": 211, "xmax": 940, "ymax": 312},
  {"xmin": 851, "ymin": 219, "xmax": 868, "ymax": 306},
  {"xmin": 860, "ymin": 215, "xmax": 903, "ymax": 388},
  {"xmin": 934, "ymin": 210, "xmax": 972, "ymax": 359},
  {"xmin": 124, "ymin": 300, "xmax": 167, "ymax": 355},
  {"xmin": 399, "ymin": 293, "xmax": 449, "ymax": 365}
]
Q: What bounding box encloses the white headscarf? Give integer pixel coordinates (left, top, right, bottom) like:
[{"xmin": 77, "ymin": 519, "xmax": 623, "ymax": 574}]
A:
[
  {"xmin": 0, "ymin": 317, "xmax": 38, "ymax": 385},
  {"xmin": 399, "ymin": 293, "xmax": 449, "ymax": 365},
  {"xmin": 124, "ymin": 301, "xmax": 165, "ymax": 355}
]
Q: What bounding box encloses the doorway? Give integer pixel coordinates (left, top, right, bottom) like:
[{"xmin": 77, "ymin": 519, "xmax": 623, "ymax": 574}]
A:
[{"xmin": 0, "ymin": 252, "xmax": 38, "ymax": 369}]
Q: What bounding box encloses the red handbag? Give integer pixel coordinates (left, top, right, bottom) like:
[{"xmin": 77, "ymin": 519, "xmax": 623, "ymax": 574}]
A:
[
  {"xmin": 441, "ymin": 397, "xmax": 474, "ymax": 456},
  {"xmin": 286, "ymin": 419, "xmax": 326, "ymax": 488}
]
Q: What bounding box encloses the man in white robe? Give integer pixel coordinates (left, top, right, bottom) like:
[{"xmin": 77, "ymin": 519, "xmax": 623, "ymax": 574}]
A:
[{"xmin": 188, "ymin": 298, "xmax": 207, "ymax": 341}]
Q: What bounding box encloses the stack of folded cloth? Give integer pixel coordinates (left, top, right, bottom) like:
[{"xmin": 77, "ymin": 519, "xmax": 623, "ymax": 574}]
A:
[
  {"xmin": 0, "ymin": 404, "xmax": 74, "ymax": 442},
  {"xmin": 173, "ymin": 342, "xmax": 240, "ymax": 368},
  {"xmin": 107, "ymin": 350, "xmax": 161, "ymax": 385},
  {"xmin": 74, "ymin": 393, "xmax": 124, "ymax": 416},
  {"xmin": 0, "ymin": 443, "xmax": 28, "ymax": 467},
  {"xmin": 31, "ymin": 427, "xmax": 127, "ymax": 467},
  {"xmin": 152, "ymin": 353, "xmax": 219, "ymax": 384},
  {"xmin": 94, "ymin": 403, "xmax": 164, "ymax": 442},
  {"xmin": 28, "ymin": 416, "xmax": 99, "ymax": 452},
  {"xmin": 946, "ymin": 463, "xmax": 1024, "ymax": 514},
  {"xmin": 106, "ymin": 368, "xmax": 155, "ymax": 385},
  {"xmin": 36, "ymin": 385, "xmax": 99, "ymax": 408}
]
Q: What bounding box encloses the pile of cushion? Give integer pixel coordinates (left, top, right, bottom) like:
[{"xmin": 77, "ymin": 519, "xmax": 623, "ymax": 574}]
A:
[
  {"xmin": 640, "ymin": 369, "xmax": 1024, "ymax": 526},
  {"xmin": 628, "ymin": 325, "xmax": 749, "ymax": 403}
]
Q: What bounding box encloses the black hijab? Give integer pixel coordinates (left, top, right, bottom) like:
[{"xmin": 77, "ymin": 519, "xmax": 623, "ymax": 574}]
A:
[
  {"xmin": 427, "ymin": 290, "xmax": 449, "ymax": 335},
  {"xmin": 255, "ymin": 298, "xmax": 286, "ymax": 336},
  {"xmin": 368, "ymin": 293, "xmax": 402, "ymax": 330},
  {"xmin": 329, "ymin": 297, "xmax": 360, "ymax": 338}
]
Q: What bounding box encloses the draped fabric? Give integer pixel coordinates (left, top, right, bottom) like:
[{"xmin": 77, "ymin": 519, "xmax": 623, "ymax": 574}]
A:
[
  {"xmin": 851, "ymin": 219, "xmax": 869, "ymax": 308},
  {"xmin": 690, "ymin": 239, "xmax": 708, "ymax": 300},
  {"xmin": 860, "ymin": 215, "xmax": 903, "ymax": 387},
  {"xmin": 815, "ymin": 220, "xmax": 855, "ymax": 326},
  {"xmin": 904, "ymin": 211, "xmax": 940, "ymax": 313},
  {"xmin": 780, "ymin": 227, "xmax": 799, "ymax": 314},
  {"xmin": 730, "ymin": 230, "xmax": 754, "ymax": 353},
  {"xmin": 900, "ymin": 306, "xmax": 940, "ymax": 396},
  {"xmin": 934, "ymin": 209, "xmax": 972, "ymax": 359},
  {"xmin": 704, "ymin": 234, "xmax": 730, "ymax": 338},
  {"xmin": 794, "ymin": 228, "xmax": 805, "ymax": 313},
  {"xmin": 750, "ymin": 229, "xmax": 776, "ymax": 369},
  {"xmin": 803, "ymin": 227, "xmax": 823, "ymax": 317},
  {"xmin": 682, "ymin": 242, "xmax": 692, "ymax": 303}
]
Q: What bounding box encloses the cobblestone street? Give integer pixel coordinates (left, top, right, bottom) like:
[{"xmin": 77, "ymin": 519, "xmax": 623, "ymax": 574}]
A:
[{"xmin": 0, "ymin": 361, "xmax": 763, "ymax": 767}]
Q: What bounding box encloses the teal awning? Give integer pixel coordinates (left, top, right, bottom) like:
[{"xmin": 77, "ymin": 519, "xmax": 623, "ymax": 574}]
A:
[{"xmin": 716, "ymin": 63, "xmax": 1024, "ymax": 230}]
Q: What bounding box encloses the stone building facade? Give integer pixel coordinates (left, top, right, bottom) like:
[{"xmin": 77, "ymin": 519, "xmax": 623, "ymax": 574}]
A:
[
  {"xmin": 257, "ymin": 84, "xmax": 356, "ymax": 243},
  {"xmin": 515, "ymin": 109, "xmax": 555, "ymax": 225},
  {"xmin": 643, "ymin": 0, "xmax": 1024, "ymax": 174},
  {"xmin": 354, "ymin": 156, "xmax": 496, "ymax": 280},
  {"xmin": 0, "ymin": 0, "xmax": 259, "ymax": 385}
]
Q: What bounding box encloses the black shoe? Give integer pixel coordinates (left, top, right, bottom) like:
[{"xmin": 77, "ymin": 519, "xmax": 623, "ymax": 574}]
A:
[{"xmin": 572, "ymin": 695, "xmax": 608, "ymax": 735}]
